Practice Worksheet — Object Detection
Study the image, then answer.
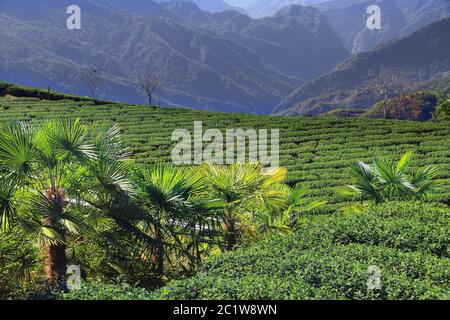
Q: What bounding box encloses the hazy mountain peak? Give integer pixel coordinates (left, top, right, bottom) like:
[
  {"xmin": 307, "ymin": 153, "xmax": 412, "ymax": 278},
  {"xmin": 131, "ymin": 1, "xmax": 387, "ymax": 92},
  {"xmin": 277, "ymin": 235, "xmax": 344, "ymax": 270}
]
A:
[
  {"xmin": 274, "ymin": 4, "xmax": 318, "ymax": 17},
  {"xmin": 155, "ymin": 0, "xmax": 243, "ymax": 14},
  {"xmin": 316, "ymin": 0, "xmax": 450, "ymax": 53},
  {"xmin": 223, "ymin": 0, "xmax": 330, "ymax": 18}
]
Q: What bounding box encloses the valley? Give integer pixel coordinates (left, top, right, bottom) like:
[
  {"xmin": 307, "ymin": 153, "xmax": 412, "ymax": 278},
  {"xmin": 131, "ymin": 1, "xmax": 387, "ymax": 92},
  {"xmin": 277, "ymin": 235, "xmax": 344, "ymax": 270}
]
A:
[
  {"xmin": 2, "ymin": 0, "xmax": 448, "ymax": 115},
  {"xmin": 275, "ymin": 17, "xmax": 450, "ymax": 115}
]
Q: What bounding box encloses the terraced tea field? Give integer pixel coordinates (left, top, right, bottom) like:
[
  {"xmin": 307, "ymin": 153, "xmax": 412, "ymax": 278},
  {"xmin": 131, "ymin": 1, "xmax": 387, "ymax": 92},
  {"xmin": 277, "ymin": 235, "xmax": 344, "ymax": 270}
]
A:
[{"xmin": 1, "ymin": 95, "xmax": 450, "ymax": 210}]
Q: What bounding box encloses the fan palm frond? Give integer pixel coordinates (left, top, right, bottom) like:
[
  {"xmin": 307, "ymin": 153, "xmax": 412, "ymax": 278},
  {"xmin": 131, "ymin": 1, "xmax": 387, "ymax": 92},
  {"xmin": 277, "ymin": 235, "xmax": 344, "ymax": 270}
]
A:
[
  {"xmin": 134, "ymin": 163, "xmax": 204, "ymax": 213},
  {"xmin": 91, "ymin": 123, "xmax": 131, "ymax": 161},
  {"xmin": 410, "ymin": 165, "xmax": 440, "ymax": 201},
  {"xmin": 341, "ymin": 151, "xmax": 439, "ymax": 203},
  {"xmin": 0, "ymin": 181, "xmax": 17, "ymax": 232},
  {"xmin": 341, "ymin": 161, "xmax": 383, "ymax": 203},
  {"xmin": 45, "ymin": 118, "xmax": 96, "ymax": 161},
  {"xmin": 0, "ymin": 121, "xmax": 40, "ymax": 184}
]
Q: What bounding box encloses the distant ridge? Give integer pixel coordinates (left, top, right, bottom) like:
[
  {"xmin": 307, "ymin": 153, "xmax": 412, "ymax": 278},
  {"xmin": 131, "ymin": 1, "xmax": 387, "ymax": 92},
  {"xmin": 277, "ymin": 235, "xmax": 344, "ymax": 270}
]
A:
[
  {"xmin": 0, "ymin": 0, "xmax": 348, "ymax": 114},
  {"xmin": 274, "ymin": 17, "xmax": 450, "ymax": 115}
]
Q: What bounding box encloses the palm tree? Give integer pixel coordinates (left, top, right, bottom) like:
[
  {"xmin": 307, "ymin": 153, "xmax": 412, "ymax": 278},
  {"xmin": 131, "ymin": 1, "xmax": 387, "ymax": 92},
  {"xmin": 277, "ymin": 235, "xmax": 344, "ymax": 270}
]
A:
[
  {"xmin": 65, "ymin": 123, "xmax": 153, "ymax": 282},
  {"xmin": 199, "ymin": 163, "xmax": 288, "ymax": 251},
  {"xmin": 339, "ymin": 151, "xmax": 439, "ymax": 203},
  {"xmin": 133, "ymin": 164, "xmax": 209, "ymax": 275},
  {"xmin": 0, "ymin": 119, "xmax": 95, "ymax": 289},
  {"xmin": 255, "ymin": 185, "xmax": 326, "ymax": 236}
]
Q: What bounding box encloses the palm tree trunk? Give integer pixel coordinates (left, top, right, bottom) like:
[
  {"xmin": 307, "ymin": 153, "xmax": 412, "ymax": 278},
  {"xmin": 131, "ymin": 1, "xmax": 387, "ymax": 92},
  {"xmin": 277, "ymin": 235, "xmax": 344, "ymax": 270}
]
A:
[
  {"xmin": 152, "ymin": 226, "xmax": 164, "ymax": 275},
  {"xmin": 44, "ymin": 242, "xmax": 67, "ymax": 289},
  {"xmin": 43, "ymin": 217, "xmax": 67, "ymax": 289},
  {"xmin": 224, "ymin": 215, "xmax": 237, "ymax": 251}
]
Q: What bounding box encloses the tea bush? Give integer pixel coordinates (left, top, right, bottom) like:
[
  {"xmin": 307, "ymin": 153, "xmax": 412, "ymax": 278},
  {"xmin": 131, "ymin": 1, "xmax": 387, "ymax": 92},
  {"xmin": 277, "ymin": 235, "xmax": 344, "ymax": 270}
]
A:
[
  {"xmin": 1, "ymin": 89, "xmax": 449, "ymax": 300},
  {"xmin": 58, "ymin": 281, "xmax": 154, "ymax": 300},
  {"xmin": 152, "ymin": 202, "xmax": 450, "ymax": 300},
  {"xmin": 1, "ymin": 93, "xmax": 450, "ymax": 208}
]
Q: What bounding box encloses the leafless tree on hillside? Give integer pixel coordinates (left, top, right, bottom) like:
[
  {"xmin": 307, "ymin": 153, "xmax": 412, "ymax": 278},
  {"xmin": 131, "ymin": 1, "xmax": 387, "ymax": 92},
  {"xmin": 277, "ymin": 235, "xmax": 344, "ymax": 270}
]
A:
[
  {"xmin": 373, "ymin": 67, "xmax": 424, "ymax": 119},
  {"xmin": 373, "ymin": 68, "xmax": 402, "ymax": 119},
  {"xmin": 81, "ymin": 68, "xmax": 103, "ymax": 105},
  {"xmin": 138, "ymin": 68, "xmax": 163, "ymax": 106}
]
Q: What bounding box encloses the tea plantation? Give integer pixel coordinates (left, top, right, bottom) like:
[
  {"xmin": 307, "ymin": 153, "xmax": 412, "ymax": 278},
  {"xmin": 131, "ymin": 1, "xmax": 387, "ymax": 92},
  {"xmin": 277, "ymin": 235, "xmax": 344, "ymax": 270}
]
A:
[
  {"xmin": 1, "ymin": 94, "xmax": 450, "ymax": 210},
  {"xmin": 1, "ymin": 88, "xmax": 449, "ymax": 300},
  {"xmin": 153, "ymin": 206, "xmax": 449, "ymax": 300},
  {"xmin": 62, "ymin": 202, "xmax": 450, "ymax": 300}
]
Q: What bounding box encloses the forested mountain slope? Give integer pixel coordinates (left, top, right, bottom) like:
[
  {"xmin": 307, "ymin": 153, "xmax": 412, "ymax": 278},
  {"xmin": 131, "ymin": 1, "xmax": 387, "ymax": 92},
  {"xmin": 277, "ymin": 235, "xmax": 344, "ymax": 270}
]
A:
[
  {"xmin": 275, "ymin": 17, "xmax": 450, "ymax": 115},
  {"xmin": 316, "ymin": 0, "xmax": 450, "ymax": 53},
  {"xmin": 0, "ymin": 0, "xmax": 348, "ymax": 113}
]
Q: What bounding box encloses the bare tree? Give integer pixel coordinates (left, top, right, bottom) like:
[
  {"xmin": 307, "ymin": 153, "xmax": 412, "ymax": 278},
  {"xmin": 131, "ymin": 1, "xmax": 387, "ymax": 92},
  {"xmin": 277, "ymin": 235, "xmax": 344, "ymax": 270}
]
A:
[
  {"xmin": 82, "ymin": 68, "xmax": 103, "ymax": 105},
  {"xmin": 373, "ymin": 68, "xmax": 401, "ymax": 119},
  {"xmin": 373, "ymin": 68, "xmax": 422, "ymax": 119},
  {"xmin": 138, "ymin": 69, "xmax": 162, "ymax": 106}
]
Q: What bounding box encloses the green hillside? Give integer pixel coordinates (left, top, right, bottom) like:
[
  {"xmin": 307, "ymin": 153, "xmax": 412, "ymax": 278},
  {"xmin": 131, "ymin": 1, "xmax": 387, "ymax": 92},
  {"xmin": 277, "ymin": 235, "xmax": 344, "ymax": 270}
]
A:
[
  {"xmin": 1, "ymin": 90, "xmax": 450, "ymax": 210},
  {"xmin": 1, "ymin": 85, "xmax": 449, "ymax": 300}
]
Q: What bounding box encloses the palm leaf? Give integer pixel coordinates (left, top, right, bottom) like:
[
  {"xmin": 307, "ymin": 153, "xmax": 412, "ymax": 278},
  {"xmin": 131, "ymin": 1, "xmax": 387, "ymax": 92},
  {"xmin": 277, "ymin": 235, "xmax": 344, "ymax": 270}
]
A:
[
  {"xmin": 0, "ymin": 121, "xmax": 40, "ymax": 184},
  {"xmin": 0, "ymin": 181, "xmax": 17, "ymax": 232},
  {"xmin": 46, "ymin": 118, "xmax": 96, "ymax": 161},
  {"xmin": 396, "ymin": 151, "xmax": 414, "ymax": 173},
  {"xmin": 347, "ymin": 161, "xmax": 382, "ymax": 202},
  {"xmin": 91, "ymin": 123, "xmax": 131, "ymax": 161}
]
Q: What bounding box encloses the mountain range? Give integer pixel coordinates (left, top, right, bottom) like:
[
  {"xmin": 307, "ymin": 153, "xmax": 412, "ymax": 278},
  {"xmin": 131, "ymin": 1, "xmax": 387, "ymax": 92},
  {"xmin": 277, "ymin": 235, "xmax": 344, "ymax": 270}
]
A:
[
  {"xmin": 155, "ymin": 0, "xmax": 245, "ymax": 14},
  {"xmin": 315, "ymin": 0, "xmax": 450, "ymax": 53},
  {"xmin": 224, "ymin": 0, "xmax": 450, "ymax": 53},
  {"xmin": 223, "ymin": 0, "xmax": 328, "ymax": 18},
  {"xmin": 0, "ymin": 0, "xmax": 349, "ymax": 113},
  {"xmin": 274, "ymin": 16, "xmax": 450, "ymax": 115},
  {"xmin": 0, "ymin": 0, "xmax": 449, "ymax": 115}
]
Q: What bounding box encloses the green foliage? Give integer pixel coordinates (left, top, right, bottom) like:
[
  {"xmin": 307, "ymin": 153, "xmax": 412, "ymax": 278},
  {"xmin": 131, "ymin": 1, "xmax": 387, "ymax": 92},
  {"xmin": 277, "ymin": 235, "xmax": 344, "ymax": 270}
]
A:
[
  {"xmin": 0, "ymin": 118, "xmax": 319, "ymax": 295},
  {"xmin": 0, "ymin": 118, "xmax": 134, "ymax": 290},
  {"xmin": 198, "ymin": 164, "xmax": 290, "ymax": 249},
  {"xmin": 0, "ymin": 119, "xmax": 96, "ymax": 241},
  {"xmin": 339, "ymin": 152, "xmax": 439, "ymax": 203},
  {"xmin": 152, "ymin": 202, "xmax": 450, "ymax": 300},
  {"xmin": 0, "ymin": 81, "xmax": 105, "ymax": 104},
  {"xmin": 131, "ymin": 163, "xmax": 216, "ymax": 272},
  {"xmin": 0, "ymin": 231, "xmax": 42, "ymax": 299},
  {"xmin": 0, "ymin": 93, "xmax": 449, "ymax": 300},
  {"xmin": 434, "ymin": 92, "xmax": 450, "ymax": 121},
  {"xmin": 1, "ymin": 94, "xmax": 450, "ymax": 208},
  {"xmin": 306, "ymin": 202, "xmax": 449, "ymax": 258},
  {"xmin": 57, "ymin": 280, "xmax": 153, "ymax": 300}
]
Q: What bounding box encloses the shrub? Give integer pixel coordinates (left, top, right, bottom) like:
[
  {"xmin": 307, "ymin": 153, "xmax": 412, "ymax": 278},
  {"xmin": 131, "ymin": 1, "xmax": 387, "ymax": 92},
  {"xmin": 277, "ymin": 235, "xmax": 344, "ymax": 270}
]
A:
[
  {"xmin": 434, "ymin": 92, "xmax": 450, "ymax": 121},
  {"xmin": 0, "ymin": 232, "xmax": 42, "ymax": 300},
  {"xmin": 152, "ymin": 202, "xmax": 450, "ymax": 300},
  {"xmin": 57, "ymin": 281, "xmax": 153, "ymax": 300},
  {"xmin": 0, "ymin": 81, "xmax": 107, "ymax": 104},
  {"xmin": 365, "ymin": 91, "xmax": 438, "ymax": 121},
  {"xmin": 303, "ymin": 202, "xmax": 449, "ymax": 257}
]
